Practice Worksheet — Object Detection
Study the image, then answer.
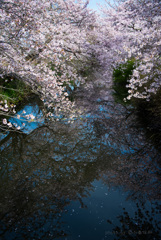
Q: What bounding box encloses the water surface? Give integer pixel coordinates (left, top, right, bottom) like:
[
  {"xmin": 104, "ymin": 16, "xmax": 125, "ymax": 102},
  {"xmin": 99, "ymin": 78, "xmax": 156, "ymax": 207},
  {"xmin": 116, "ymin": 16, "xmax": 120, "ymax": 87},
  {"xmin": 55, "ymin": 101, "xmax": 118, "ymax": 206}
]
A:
[{"xmin": 0, "ymin": 75, "xmax": 161, "ymax": 240}]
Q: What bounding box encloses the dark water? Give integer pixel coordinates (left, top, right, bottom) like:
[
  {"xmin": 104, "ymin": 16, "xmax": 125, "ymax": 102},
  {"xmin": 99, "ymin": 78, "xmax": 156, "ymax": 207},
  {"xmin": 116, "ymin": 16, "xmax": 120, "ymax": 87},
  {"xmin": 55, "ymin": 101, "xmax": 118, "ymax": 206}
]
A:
[{"xmin": 0, "ymin": 75, "xmax": 161, "ymax": 240}]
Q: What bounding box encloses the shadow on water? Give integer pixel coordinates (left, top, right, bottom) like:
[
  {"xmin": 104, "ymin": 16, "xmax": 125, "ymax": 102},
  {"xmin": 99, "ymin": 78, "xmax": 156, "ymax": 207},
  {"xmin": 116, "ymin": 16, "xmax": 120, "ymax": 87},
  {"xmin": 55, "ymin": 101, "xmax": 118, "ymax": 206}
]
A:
[{"xmin": 0, "ymin": 76, "xmax": 161, "ymax": 239}]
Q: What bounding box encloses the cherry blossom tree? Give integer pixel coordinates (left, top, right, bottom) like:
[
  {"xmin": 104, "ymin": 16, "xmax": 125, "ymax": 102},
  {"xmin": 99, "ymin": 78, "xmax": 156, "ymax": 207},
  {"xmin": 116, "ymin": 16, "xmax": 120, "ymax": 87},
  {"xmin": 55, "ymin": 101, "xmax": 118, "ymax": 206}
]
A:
[
  {"xmin": 0, "ymin": 0, "xmax": 97, "ymax": 129},
  {"xmin": 1, "ymin": 0, "xmax": 161, "ymax": 131},
  {"xmin": 97, "ymin": 0, "xmax": 161, "ymax": 101}
]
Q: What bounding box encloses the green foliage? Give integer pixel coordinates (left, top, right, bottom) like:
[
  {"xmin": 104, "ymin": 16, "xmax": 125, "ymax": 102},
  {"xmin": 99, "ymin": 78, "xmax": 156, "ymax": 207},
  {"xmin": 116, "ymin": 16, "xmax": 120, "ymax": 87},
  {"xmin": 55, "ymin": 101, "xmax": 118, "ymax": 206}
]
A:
[
  {"xmin": 112, "ymin": 59, "xmax": 135, "ymax": 105},
  {"xmin": 112, "ymin": 58, "xmax": 161, "ymax": 150},
  {"xmin": 0, "ymin": 77, "xmax": 31, "ymax": 105}
]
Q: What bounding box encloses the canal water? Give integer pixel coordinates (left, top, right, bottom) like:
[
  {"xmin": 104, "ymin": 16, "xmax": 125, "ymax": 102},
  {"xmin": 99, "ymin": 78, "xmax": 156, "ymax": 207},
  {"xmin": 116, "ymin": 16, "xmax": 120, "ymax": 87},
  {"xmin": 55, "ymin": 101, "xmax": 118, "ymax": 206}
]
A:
[{"xmin": 0, "ymin": 73, "xmax": 161, "ymax": 240}]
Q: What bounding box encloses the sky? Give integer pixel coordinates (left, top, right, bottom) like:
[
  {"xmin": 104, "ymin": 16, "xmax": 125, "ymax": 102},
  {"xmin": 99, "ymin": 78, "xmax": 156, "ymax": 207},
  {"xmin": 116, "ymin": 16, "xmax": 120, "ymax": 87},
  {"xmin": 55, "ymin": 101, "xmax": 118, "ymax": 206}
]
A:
[{"xmin": 88, "ymin": 0, "xmax": 106, "ymax": 11}]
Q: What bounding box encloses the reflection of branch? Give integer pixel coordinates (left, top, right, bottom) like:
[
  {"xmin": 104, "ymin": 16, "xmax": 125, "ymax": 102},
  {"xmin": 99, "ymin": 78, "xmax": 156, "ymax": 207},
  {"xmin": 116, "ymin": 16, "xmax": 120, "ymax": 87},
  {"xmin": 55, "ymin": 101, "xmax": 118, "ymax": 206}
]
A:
[
  {"xmin": 0, "ymin": 131, "xmax": 26, "ymax": 149},
  {"xmin": 107, "ymin": 202, "xmax": 161, "ymax": 240},
  {"xmin": 0, "ymin": 181, "xmax": 69, "ymax": 239}
]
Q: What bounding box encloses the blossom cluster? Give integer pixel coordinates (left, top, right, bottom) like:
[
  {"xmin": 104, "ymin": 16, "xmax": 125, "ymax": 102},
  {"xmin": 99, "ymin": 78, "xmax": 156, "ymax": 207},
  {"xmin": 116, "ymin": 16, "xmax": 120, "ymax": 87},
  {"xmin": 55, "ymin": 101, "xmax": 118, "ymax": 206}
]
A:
[
  {"xmin": 96, "ymin": 0, "xmax": 161, "ymax": 100},
  {"xmin": 0, "ymin": 0, "xmax": 96, "ymax": 128},
  {"xmin": 1, "ymin": 0, "xmax": 160, "ymax": 131}
]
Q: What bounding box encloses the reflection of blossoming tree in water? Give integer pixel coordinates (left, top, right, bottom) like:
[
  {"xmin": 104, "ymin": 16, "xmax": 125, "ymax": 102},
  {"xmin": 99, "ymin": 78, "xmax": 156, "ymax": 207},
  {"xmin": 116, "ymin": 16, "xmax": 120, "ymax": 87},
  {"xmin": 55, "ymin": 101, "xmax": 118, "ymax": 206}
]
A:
[
  {"xmin": 106, "ymin": 202, "xmax": 161, "ymax": 240},
  {"xmin": 0, "ymin": 94, "xmax": 161, "ymax": 239},
  {"xmin": 0, "ymin": 124, "xmax": 96, "ymax": 239}
]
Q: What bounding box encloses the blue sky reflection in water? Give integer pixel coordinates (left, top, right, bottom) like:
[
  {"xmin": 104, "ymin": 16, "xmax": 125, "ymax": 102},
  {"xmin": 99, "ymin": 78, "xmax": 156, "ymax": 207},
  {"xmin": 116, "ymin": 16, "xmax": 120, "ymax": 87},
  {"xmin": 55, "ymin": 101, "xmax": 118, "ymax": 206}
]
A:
[
  {"xmin": 9, "ymin": 104, "xmax": 44, "ymax": 134},
  {"xmin": 0, "ymin": 94, "xmax": 161, "ymax": 240},
  {"xmin": 62, "ymin": 180, "xmax": 136, "ymax": 240}
]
